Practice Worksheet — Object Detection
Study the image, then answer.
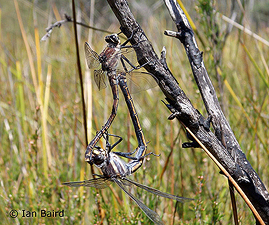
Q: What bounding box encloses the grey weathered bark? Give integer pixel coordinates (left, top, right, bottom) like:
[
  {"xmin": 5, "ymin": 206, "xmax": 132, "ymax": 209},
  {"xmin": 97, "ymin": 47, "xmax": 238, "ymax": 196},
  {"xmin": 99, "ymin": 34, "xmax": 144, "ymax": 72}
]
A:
[
  {"xmin": 106, "ymin": 0, "xmax": 269, "ymax": 223},
  {"xmin": 162, "ymin": 1, "xmax": 269, "ymax": 224}
]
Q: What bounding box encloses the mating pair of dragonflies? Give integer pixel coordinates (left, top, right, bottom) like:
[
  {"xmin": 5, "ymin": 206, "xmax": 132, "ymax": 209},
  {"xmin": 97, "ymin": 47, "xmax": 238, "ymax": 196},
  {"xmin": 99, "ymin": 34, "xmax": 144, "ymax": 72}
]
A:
[{"xmin": 63, "ymin": 29, "xmax": 193, "ymax": 224}]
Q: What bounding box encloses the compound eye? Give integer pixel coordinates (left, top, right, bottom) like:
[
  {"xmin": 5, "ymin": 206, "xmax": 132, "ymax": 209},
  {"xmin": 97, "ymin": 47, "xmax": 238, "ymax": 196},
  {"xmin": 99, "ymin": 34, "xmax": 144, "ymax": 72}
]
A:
[
  {"xmin": 93, "ymin": 155, "xmax": 105, "ymax": 165},
  {"xmin": 112, "ymin": 35, "xmax": 119, "ymax": 43},
  {"xmin": 92, "ymin": 148, "xmax": 105, "ymax": 165}
]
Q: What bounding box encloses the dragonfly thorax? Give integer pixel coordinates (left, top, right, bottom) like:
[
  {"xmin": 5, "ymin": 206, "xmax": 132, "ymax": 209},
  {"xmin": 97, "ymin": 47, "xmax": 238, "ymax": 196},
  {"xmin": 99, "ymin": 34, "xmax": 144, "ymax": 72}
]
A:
[
  {"xmin": 91, "ymin": 150, "xmax": 130, "ymax": 177},
  {"xmin": 99, "ymin": 46, "xmax": 121, "ymax": 72},
  {"xmin": 91, "ymin": 147, "xmax": 130, "ymax": 177}
]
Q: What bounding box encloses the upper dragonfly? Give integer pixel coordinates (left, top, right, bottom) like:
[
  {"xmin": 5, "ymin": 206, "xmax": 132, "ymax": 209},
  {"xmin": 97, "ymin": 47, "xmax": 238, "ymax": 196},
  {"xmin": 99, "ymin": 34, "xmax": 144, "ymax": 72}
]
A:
[{"xmin": 85, "ymin": 31, "xmax": 153, "ymax": 90}]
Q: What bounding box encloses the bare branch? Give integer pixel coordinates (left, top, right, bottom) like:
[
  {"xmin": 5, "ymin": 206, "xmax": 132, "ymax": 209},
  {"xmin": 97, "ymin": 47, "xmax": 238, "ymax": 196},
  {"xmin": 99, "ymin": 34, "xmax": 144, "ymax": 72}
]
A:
[
  {"xmin": 163, "ymin": 0, "xmax": 269, "ymax": 223},
  {"xmin": 106, "ymin": 0, "xmax": 269, "ymax": 223},
  {"xmin": 41, "ymin": 14, "xmax": 114, "ymax": 41}
]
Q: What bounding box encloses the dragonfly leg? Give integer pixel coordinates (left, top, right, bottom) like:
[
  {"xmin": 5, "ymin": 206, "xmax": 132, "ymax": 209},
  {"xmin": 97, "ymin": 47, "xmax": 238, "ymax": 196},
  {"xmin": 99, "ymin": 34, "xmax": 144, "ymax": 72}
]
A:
[
  {"xmin": 141, "ymin": 151, "xmax": 160, "ymax": 158},
  {"xmin": 121, "ymin": 27, "xmax": 140, "ymax": 46},
  {"xmin": 134, "ymin": 148, "xmax": 159, "ymax": 161},
  {"xmin": 120, "ymin": 39, "xmax": 146, "ymax": 50},
  {"xmin": 121, "ymin": 28, "xmax": 145, "ymax": 48},
  {"xmin": 101, "ymin": 131, "xmax": 123, "ymax": 153},
  {"xmin": 107, "ymin": 133, "xmax": 123, "ymax": 151},
  {"xmin": 114, "ymin": 147, "xmax": 159, "ymax": 161},
  {"xmin": 92, "ymin": 173, "xmax": 105, "ymax": 178},
  {"xmin": 120, "ymin": 57, "xmax": 129, "ymax": 73},
  {"xmin": 120, "ymin": 55, "xmax": 149, "ymax": 73},
  {"xmin": 113, "ymin": 147, "xmax": 139, "ymax": 159},
  {"xmin": 125, "ymin": 149, "xmax": 159, "ymax": 174}
]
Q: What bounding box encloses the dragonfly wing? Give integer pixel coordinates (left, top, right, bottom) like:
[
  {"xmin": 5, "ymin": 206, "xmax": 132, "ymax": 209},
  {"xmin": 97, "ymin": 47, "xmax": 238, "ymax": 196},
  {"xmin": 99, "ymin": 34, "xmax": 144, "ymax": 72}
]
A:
[
  {"xmin": 120, "ymin": 47, "xmax": 135, "ymax": 60},
  {"xmin": 121, "ymin": 44, "xmax": 145, "ymax": 62},
  {"xmin": 118, "ymin": 47, "xmax": 140, "ymax": 72},
  {"xmin": 94, "ymin": 69, "xmax": 107, "ymax": 90},
  {"xmin": 85, "ymin": 42, "xmax": 101, "ymax": 69},
  {"xmin": 122, "ymin": 177, "xmax": 194, "ymax": 202},
  {"xmin": 126, "ymin": 71, "xmax": 158, "ymax": 93},
  {"xmin": 62, "ymin": 177, "xmax": 110, "ymax": 189},
  {"xmin": 113, "ymin": 178, "xmax": 164, "ymax": 225}
]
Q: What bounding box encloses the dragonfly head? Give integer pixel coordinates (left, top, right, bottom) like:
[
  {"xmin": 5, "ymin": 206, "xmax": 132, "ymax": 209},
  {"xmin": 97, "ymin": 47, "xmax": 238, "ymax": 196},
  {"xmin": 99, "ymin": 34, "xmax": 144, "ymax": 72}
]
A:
[
  {"xmin": 90, "ymin": 146, "xmax": 108, "ymax": 167},
  {"xmin": 105, "ymin": 34, "xmax": 120, "ymax": 45}
]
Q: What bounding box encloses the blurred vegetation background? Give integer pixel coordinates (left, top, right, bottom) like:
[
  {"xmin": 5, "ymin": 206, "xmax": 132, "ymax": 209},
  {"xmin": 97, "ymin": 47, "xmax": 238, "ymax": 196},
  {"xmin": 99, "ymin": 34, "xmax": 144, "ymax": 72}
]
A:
[{"xmin": 0, "ymin": 0, "xmax": 268, "ymax": 224}]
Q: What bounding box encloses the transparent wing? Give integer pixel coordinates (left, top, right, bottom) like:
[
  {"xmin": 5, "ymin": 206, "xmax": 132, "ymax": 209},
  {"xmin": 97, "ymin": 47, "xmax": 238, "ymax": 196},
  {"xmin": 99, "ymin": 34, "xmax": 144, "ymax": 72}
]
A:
[
  {"xmin": 85, "ymin": 42, "xmax": 101, "ymax": 69},
  {"xmin": 94, "ymin": 69, "xmax": 107, "ymax": 90},
  {"xmin": 122, "ymin": 177, "xmax": 194, "ymax": 202},
  {"xmin": 126, "ymin": 71, "xmax": 158, "ymax": 93},
  {"xmin": 113, "ymin": 178, "xmax": 165, "ymax": 225},
  {"xmin": 121, "ymin": 44, "xmax": 145, "ymax": 62},
  {"xmin": 120, "ymin": 47, "xmax": 136, "ymax": 58},
  {"xmin": 119, "ymin": 46, "xmax": 141, "ymax": 73},
  {"xmin": 62, "ymin": 177, "xmax": 111, "ymax": 189},
  {"xmin": 116, "ymin": 69, "xmax": 158, "ymax": 94}
]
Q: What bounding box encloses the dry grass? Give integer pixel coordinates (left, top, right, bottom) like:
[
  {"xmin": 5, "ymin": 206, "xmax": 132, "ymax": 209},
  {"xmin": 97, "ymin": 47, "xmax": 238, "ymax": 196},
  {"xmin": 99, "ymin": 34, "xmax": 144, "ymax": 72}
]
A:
[{"xmin": 0, "ymin": 0, "xmax": 268, "ymax": 224}]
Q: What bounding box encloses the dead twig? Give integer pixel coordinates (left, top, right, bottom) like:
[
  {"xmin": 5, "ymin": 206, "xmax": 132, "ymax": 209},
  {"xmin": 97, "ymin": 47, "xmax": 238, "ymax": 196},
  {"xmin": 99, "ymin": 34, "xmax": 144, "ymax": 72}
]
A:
[{"xmin": 41, "ymin": 14, "xmax": 114, "ymax": 41}]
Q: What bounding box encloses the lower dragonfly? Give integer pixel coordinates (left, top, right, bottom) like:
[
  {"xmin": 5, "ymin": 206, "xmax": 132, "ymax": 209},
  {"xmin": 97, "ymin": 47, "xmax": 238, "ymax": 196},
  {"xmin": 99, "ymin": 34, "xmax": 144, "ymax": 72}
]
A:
[{"xmin": 63, "ymin": 132, "xmax": 193, "ymax": 225}]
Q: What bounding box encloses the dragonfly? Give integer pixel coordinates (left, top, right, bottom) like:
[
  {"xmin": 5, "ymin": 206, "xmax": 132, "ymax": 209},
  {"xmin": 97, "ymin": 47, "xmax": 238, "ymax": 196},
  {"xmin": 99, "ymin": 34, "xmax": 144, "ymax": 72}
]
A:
[
  {"xmin": 63, "ymin": 132, "xmax": 193, "ymax": 225},
  {"xmin": 84, "ymin": 30, "xmax": 157, "ymax": 163},
  {"xmin": 85, "ymin": 30, "xmax": 150, "ymax": 90}
]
